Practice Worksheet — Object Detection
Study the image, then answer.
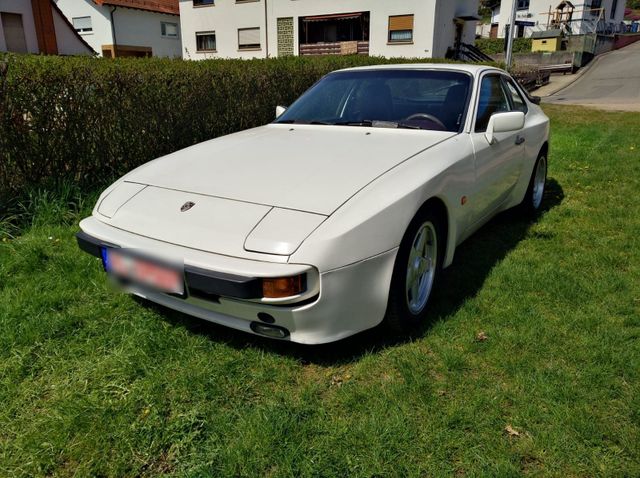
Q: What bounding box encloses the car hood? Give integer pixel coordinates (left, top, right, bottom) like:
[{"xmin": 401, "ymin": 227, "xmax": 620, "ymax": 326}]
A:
[{"xmin": 123, "ymin": 124, "xmax": 456, "ymax": 215}]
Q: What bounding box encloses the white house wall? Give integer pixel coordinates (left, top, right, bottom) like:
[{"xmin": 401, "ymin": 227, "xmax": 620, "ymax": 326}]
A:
[
  {"xmin": 56, "ymin": 0, "xmax": 119, "ymax": 55},
  {"xmin": 111, "ymin": 8, "xmax": 182, "ymax": 57},
  {"xmin": 0, "ymin": 0, "xmax": 40, "ymax": 53},
  {"xmin": 179, "ymin": 0, "xmax": 479, "ymax": 60},
  {"xmin": 268, "ymin": 1, "xmax": 436, "ymax": 59},
  {"xmin": 180, "ymin": 0, "xmax": 265, "ymax": 59},
  {"xmin": 52, "ymin": 6, "xmax": 94, "ymax": 54},
  {"xmin": 55, "ymin": 0, "xmax": 181, "ymax": 57},
  {"xmin": 432, "ymin": 0, "xmax": 478, "ymax": 58}
]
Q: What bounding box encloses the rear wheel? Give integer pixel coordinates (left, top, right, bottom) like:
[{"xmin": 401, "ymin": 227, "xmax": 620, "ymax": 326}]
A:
[{"xmin": 385, "ymin": 209, "xmax": 444, "ymax": 332}]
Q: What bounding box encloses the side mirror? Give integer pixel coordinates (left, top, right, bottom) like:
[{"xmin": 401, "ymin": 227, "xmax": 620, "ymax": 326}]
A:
[
  {"xmin": 530, "ymin": 95, "xmax": 541, "ymax": 105},
  {"xmin": 275, "ymin": 105, "xmax": 287, "ymax": 119},
  {"xmin": 485, "ymin": 111, "xmax": 525, "ymax": 145}
]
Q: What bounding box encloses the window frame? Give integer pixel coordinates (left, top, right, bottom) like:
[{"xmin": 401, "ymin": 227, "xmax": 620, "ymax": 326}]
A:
[
  {"xmin": 195, "ymin": 31, "xmax": 217, "ymax": 52},
  {"xmin": 388, "ymin": 14, "xmax": 414, "ymax": 44},
  {"xmin": 517, "ymin": 0, "xmax": 530, "ymax": 11},
  {"xmin": 500, "ymin": 75, "xmax": 528, "ymax": 115},
  {"xmin": 237, "ymin": 27, "xmax": 261, "ymax": 51},
  {"xmin": 72, "ymin": 16, "xmax": 93, "ymax": 34},
  {"xmin": 473, "ymin": 73, "xmax": 513, "ymax": 133}
]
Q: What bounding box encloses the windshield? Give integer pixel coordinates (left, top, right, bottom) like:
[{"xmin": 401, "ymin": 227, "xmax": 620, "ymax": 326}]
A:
[{"xmin": 276, "ymin": 69, "xmax": 472, "ymax": 132}]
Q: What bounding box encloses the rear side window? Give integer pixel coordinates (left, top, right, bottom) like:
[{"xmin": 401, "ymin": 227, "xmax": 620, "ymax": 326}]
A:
[
  {"xmin": 502, "ymin": 77, "xmax": 528, "ymax": 113},
  {"xmin": 475, "ymin": 75, "xmax": 510, "ymax": 132}
]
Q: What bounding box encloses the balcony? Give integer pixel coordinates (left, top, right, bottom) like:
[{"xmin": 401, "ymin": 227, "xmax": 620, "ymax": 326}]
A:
[{"xmin": 299, "ymin": 40, "xmax": 370, "ymax": 56}]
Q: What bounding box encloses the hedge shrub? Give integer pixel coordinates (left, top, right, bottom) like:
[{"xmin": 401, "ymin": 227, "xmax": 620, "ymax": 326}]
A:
[
  {"xmin": 475, "ymin": 37, "xmax": 532, "ymax": 55},
  {"xmin": 0, "ymin": 54, "xmax": 461, "ymax": 207}
]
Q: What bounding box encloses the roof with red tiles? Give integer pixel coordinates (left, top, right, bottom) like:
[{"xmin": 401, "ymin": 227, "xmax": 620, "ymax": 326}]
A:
[{"xmin": 94, "ymin": 0, "xmax": 179, "ymax": 16}]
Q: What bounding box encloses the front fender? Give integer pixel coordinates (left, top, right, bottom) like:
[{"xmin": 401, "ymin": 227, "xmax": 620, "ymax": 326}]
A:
[{"xmin": 290, "ymin": 135, "xmax": 476, "ymax": 272}]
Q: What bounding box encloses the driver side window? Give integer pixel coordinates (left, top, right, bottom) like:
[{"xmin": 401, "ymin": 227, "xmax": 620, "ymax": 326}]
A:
[
  {"xmin": 475, "ymin": 75, "xmax": 510, "ymax": 133},
  {"xmin": 502, "ymin": 77, "xmax": 528, "ymax": 113}
]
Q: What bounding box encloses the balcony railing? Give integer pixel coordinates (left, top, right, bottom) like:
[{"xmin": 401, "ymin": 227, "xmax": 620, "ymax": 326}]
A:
[{"xmin": 299, "ymin": 41, "xmax": 369, "ymax": 56}]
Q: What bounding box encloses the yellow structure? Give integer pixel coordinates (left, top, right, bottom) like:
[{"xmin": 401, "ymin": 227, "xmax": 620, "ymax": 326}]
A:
[{"xmin": 531, "ymin": 30, "xmax": 563, "ymax": 52}]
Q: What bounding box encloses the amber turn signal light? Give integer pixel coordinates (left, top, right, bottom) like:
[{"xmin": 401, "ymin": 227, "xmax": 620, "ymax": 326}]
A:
[{"xmin": 262, "ymin": 275, "xmax": 306, "ymax": 298}]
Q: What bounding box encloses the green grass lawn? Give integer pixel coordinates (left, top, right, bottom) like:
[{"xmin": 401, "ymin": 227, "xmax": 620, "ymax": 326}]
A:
[{"xmin": 1, "ymin": 105, "xmax": 639, "ymax": 477}]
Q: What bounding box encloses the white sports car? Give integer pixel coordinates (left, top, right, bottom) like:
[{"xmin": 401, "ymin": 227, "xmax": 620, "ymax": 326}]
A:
[{"xmin": 77, "ymin": 64, "xmax": 550, "ymax": 344}]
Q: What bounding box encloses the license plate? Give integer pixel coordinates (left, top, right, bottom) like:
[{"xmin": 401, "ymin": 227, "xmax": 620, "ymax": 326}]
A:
[{"xmin": 103, "ymin": 248, "xmax": 184, "ymax": 295}]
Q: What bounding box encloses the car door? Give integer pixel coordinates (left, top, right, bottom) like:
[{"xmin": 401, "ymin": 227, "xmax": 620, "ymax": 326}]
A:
[
  {"xmin": 501, "ymin": 73, "xmax": 533, "ymax": 173},
  {"xmin": 468, "ymin": 73, "xmax": 526, "ymax": 223}
]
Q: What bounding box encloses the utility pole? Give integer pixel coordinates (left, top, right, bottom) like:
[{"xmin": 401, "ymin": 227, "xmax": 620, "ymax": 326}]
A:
[{"xmin": 505, "ymin": 0, "xmax": 518, "ymax": 69}]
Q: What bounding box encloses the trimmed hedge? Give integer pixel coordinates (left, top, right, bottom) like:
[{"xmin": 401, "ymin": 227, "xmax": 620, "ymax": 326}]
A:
[
  {"xmin": 0, "ymin": 54, "xmax": 463, "ymax": 207},
  {"xmin": 475, "ymin": 37, "xmax": 532, "ymax": 55}
]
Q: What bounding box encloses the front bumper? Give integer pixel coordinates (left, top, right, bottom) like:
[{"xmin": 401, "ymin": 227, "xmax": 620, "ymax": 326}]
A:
[
  {"xmin": 77, "ymin": 216, "xmax": 398, "ymax": 344},
  {"xmin": 77, "ymin": 231, "xmax": 268, "ymax": 300}
]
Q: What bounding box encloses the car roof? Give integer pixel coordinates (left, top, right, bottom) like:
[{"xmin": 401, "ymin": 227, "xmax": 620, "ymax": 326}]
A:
[{"xmin": 335, "ymin": 63, "xmax": 504, "ymax": 76}]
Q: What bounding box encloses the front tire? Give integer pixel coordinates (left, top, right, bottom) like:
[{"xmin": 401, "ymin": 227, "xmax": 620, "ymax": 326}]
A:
[
  {"xmin": 385, "ymin": 208, "xmax": 444, "ymax": 332},
  {"xmin": 520, "ymin": 153, "xmax": 547, "ymax": 214}
]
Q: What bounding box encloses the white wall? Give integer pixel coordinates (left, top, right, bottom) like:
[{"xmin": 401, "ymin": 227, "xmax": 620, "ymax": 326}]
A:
[
  {"xmin": 52, "ymin": 6, "xmax": 94, "ymax": 55},
  {"xmin": 55, "ymin": 0, "xmax": 118, "ymax": 55},
  {"xmin": 112, "ymin": 8, "xmax": 182, "ymax": 57},
  {"xmin": 432, "ymin": 0, "xmax": 478, "ymax": 58},
  {"xmin": 179, "ymin": 0, "xmax": 479, "ymax": 60},
  {"xmin": 55, "ymin": 0, "xmax": 182, "ymax": 57},
  {"xmin": 476, "ymin": 23, "xmax": 493, "ymax": 38},
  {"xmin": 0, "ymin": 0, "xmax": 40, "ymax": 53},
  {"xmin": 180, "ymin": 0, "xmax": 265, "ymax": 59},
  {"xmin": 268, "ymin": 0, "xmax": 436, "ymax": 59}
]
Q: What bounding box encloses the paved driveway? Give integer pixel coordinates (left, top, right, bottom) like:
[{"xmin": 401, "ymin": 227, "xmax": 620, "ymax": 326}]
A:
[{"xmin": 544, "ymin": 41, "xmax": 640, "ymax": 111}]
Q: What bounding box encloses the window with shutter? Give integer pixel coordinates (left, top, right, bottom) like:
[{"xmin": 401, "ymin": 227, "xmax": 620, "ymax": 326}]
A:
[
  {"xmin": 72, "ymin": 16, "xmax": 93, "ymax": 33},
  {"xmin": 161, "ymin": 22, "xmax": 179, "ymax": 38},
  {"xmin": 238, "ymin": 27, "xmax": 261, "ymax": 50},
  {"xmin": 388, "ymin": 15, "xmax": 414, "ymax": 43}
]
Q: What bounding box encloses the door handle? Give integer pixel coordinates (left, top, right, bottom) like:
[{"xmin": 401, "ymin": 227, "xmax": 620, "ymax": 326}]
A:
[{"xmin": 515, "ymin": 136, "xmax": 525, "ymax": 145}]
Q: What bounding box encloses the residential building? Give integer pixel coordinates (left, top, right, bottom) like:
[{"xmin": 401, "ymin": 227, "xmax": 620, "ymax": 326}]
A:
[
  {"xmin": 0, "ymin": 0, "xmax": 95, "ymax": 55},
  {"xmin": 54, "ymin": 0, "xmax": 182, "ymax": 57},
  {"xmin": 179, "ymin": 0, "xmax": 480, "ymax": 60},
  {"xmin": 489, "ymin": 0, "xmax": 626, "ymax": 38}
]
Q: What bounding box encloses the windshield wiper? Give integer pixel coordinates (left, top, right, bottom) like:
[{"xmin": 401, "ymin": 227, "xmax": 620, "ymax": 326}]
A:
[
  {"xmin": 335, "ymin": 120, "xmax": 421, "ymax": 130},
  {"xmin": 279, "ymin": 119, "xmax": 423, "ymax": 130},
  {"xmin": 334, "ymin": 120, "xmax": 374, "ymax": 127},
  {"xmin": 276, "ymin": 119, "xmax": 331, "ymax": 125}
]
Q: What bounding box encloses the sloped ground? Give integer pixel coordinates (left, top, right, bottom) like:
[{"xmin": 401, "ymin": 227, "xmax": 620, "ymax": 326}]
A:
[{"xmin": 545, "ymin": 41, "xmax": 640, "ymax": 111}]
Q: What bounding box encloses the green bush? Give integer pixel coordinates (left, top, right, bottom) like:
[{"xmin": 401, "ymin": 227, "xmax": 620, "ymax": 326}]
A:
[
  {"xmin": 475, "ymin": 37, "xmax": 532, "ymax": 55},
  {"xmin": 0, "ymin": 54, "xmax": 460, "ymax": 209}
]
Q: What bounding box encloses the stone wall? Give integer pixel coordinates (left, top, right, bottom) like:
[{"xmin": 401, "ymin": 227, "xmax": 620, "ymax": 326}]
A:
[
  {"xmin": 614, "ymin": 33, "xmax": 640, "ymax": 49},
  {"xmin": 489, "ymin": 32, "xmax": 640, "ymax": 71},
  {"xmin": 277, "ymin": 17, "xmax": 294, "ymax": 57},
  {"xmin": 491, "ymin": 51, "xmax": 575, "ymax": 66}
]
